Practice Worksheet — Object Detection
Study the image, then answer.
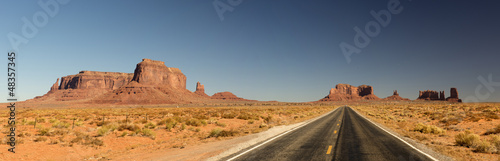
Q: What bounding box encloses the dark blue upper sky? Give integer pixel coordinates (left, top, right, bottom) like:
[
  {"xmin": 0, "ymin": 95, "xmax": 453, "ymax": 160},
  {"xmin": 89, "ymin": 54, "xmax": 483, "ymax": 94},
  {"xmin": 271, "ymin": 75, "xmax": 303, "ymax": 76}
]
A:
[{"xmin": 1, "ymin": 0, "xmax": 499, "ymax": 102}]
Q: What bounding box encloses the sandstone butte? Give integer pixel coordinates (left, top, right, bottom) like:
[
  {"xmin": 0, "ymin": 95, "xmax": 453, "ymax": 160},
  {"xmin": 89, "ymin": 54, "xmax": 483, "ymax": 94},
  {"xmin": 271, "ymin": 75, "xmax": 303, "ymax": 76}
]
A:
[
  {"xmin": 318, "ymin": 84, "xmax": 381, "ymax": 102},
  {"xmin": 417, "ymin": 88, "xmax": 462, "ymax": 102},
  {"xmin": 30, "ymin": 59, "xmax": 463, "ymax": 104},
  {"xmin": 29, "ymin": 59, "xmax": 253, "ymax": 104},
  {"xmin": 383, "ymin": 90, "xmax": 410, "ymax": 101}
]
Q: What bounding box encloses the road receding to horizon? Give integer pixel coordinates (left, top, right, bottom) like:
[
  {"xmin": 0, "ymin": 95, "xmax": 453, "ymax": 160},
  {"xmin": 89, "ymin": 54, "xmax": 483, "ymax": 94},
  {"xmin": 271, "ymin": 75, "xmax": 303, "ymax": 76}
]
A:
[{"xmin": 221, "ymin": 106, "xmax": 448, "ymax": 161}]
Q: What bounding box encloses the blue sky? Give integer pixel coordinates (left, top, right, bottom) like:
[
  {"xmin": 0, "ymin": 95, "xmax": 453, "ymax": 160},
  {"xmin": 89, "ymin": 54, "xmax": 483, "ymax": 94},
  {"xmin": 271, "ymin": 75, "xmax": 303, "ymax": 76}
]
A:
[{"xmin": 1, "ymin": 0, "xmax": 499, "ymax": 102}]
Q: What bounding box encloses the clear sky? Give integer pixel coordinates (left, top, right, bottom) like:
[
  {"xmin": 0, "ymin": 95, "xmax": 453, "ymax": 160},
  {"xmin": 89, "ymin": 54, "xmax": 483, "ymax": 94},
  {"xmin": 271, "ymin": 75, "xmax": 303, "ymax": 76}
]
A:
[{"xmin": 1, "ymin": 0, "xmax": 499, "ymax": 102}]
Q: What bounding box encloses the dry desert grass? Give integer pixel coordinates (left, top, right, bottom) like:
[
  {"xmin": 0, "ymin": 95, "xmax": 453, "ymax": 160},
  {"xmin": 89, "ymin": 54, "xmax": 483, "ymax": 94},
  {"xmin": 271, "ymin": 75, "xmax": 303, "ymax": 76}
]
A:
[
  {"xmin": 352, "ymin": 102, "xmax": 500, "ymax": 161},
  {"xmin": 0, "ymin": 104, "xmax": 337, "ymax": 160}
]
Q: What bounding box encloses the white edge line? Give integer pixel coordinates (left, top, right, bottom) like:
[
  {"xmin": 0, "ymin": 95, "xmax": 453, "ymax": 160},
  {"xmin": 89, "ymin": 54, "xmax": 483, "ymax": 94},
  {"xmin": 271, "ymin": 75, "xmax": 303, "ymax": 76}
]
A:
[
  {"xmin": 225, "ymin": 107, "xmax": 340, "ymax": 161},
  {"xmin": 350, "ymin": 107, "xmax": 439, "ymax": 161}
]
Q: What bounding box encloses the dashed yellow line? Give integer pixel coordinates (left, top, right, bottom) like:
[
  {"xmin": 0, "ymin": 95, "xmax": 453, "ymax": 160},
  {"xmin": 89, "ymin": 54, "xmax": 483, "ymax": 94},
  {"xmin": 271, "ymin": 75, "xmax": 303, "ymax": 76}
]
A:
[
  {"xmin": 337, "ymin": 123, "xmax": 339, "ymax": 126},
  {"xmin": 334, "ymin": 130, "xmax": 337, "ymax": 134},
  {"xmin": 326, "ymin": 145, "xmax": 332, "ymax": 154}
]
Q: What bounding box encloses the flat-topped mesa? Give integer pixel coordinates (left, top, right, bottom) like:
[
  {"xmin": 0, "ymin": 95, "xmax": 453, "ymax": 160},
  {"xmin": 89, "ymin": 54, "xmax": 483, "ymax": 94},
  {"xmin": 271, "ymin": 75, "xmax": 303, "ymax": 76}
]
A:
[
  {"xmin": 418, "ymin": 90, "xmax": 444, "ymax": 100},
  {"xmin": 131, "ymin": 59, "xmax": 186, "ymax": 89},
  {"xmin": 59, "ymin": 71, "xmax": 134, "ymax": 90},
  {"xmin": 194, "ymin": 82, "xmax": 209, "ymax": 97},
  {"xmin": 320, "ymin": 84, "xmax": 380, "ymax": 101},
  {"xmin": 417, "ymin": 88, "xmax": 461, "ymax": 102}
]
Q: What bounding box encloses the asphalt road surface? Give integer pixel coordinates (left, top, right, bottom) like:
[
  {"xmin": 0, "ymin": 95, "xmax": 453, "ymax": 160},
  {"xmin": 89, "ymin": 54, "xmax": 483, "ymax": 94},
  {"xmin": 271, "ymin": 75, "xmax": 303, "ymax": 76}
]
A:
[{"xmin": 223, "ymin": 106, "xmax": 435, "ymax": 161}]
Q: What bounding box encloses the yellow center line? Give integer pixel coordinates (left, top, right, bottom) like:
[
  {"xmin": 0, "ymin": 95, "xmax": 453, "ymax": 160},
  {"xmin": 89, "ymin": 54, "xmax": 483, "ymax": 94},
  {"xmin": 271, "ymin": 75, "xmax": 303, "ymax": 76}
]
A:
[
  {"xmin": 326, "ymin": 145, "xmax": 332, "ymax": 154},
  {"xmin": 334, "ymin": 130, "xmax": 337, "ymax": 134},
  {"xmin": 337, "ymin": 123, "xmax": 339, "ymax": 126}
]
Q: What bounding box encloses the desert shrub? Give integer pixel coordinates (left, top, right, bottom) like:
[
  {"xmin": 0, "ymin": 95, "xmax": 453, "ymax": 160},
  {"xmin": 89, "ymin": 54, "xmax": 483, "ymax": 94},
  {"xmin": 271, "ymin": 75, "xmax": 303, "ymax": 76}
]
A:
[
  {"xmin": 71, "ymin": 131, "xmax": 104, "ymax": 147},
  {"xmin": 186, "ymin": 118, "xmax": 207, "ymax": 127},
  {"xmin": 218, "ymin": 129, "xmax": 239, "ymax": 137},
  {"xmin": 37, "ymin": 118, "xmax": 46, "ymax": 123},
  {"xmin": 490, "ymin": 135, "xmax": 500, "ymax": 153},
  {"xmin": 237, "ymin": 112, "xmax": 259, "ymax": 120},
  {"xmin": 49, "ymin": 118, "xmax": 58, "ymax": 123},
  {"xmin": 118, "ymin": 123, "xmax": 140, "ymax": 131},
  {"xmin": 52, "ymin": 121, "xmax": 71, "ymax": 129},
  {"xmin": 27, "ymin": 121, "xmax": 36, "ymax": 125},
  {"xmin": 456, "ymin": 130, "xmax": 480, "ymax": 147},
  {"xmin": 38, "ymin": 127, "xmax": 54, "ymax": 136},
  {"xmin": 94, "ymin": 120, "xmax": 111, "ymax": 127},
  {"xmin": 208, "ymin": 128, "xmax": 222, "ymax": 138},
  {"xmin": 180, "ymin": 123, "xmax": 186, "ymax": 130},
  {"xmin": 264, "ymin": 115, "xmax": 273, "ymax": 124},
  {"xmin": 439, "ymin": 116, "xmax": 463, "ymax": 125},
  {"xmin": 412, "ymin": 123, "xmax": 445, "ymax": 135},
  {"xmin": 97, "ymin": 127, "xmax": 110, "ymax": 136},
  {"xmin": 144, "ymin": 122, "xmax": 156, "ymax": 129},
  {"xmin": 74, "ymin": 121, "xmax": 84, "ymax": 127},
  {"xmin": 484, "ymin": 124, "xmax": 500, "ymax": 135},
  {"xmin": 120, "ymin": 131, "xmax": 128, "ymax": 137},
  {"xmin": 50, "ymin": 139, "xmax": 60, "ymax": 145},
  {"xmin": 193, "ymin": 113, "xmax": 209, "ymax": 120},
  {"xmin": 34, "ymin": 136, "xmax": 48, "ymax": 142},
  {"xmin": 474, "ymin": 140, "xmax": 495, "ymax": 153},
  {"xmin": 216, "ymin": 122, "xmax": 226, "ymax": 127},
  {"xmin": 135, "ymin": 119, "xmax": 148, "ymax": 124},
  {"xmin": 53, "ymin": 129, "xmax": 69, "ymax": 136},
  {"xmin": 222, "ymin": 112, "xmax": 237, "ymax": 119},
  {"xmin": 141, "ymin": 129, "xmax": 156, "ymax": 139}
]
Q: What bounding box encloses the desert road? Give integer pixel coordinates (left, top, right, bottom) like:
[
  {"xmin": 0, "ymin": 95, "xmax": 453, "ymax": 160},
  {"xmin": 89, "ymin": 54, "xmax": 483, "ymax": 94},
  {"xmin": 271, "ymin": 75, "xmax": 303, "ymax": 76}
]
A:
[{"xmin": 222, "ymin": 106, "xmax": 436, "ymax": 161}]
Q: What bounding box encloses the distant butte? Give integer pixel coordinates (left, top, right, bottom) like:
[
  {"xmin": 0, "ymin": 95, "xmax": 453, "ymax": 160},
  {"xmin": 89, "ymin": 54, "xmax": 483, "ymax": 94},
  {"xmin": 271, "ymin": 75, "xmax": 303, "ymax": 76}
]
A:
[
  {"xmin": 318, "ymin": 84, "xmax": 380, "ymax": 102},
  {"xmin": 29, "ymin": 58, "xmax": 255, "ymax": 104},
  {"xmin": 417, "ymin": 88, "xmax": 462, "ymax": 102},
  {"xmin": 383, "ymin": 90, "xmax": 410, "ymax": 101},
  {"xmin": 211, "ymin": 91, "xmax": 254, "ymax": 101},
  {"xmin": 28, "ymin": 59, "xmax": 463, "ymax": 104}
]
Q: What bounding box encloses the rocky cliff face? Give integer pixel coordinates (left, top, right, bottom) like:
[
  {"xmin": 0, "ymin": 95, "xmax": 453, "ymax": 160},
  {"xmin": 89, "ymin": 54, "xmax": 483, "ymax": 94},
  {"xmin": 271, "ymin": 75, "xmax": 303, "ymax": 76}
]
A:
[
  {"xmin": 31, "ymin": 58, "xmax": 257, "ymax": 104},
  {"xmin": 59, "ymin": 71, "xmax": 133, "ymax": 90},
  {"xmin": 319, "ymin": 84, "xmax": 380, "ymax": 101},
  {"xmin": 417, "ymin": 88, "xmax": 461, "ymax": 102},
  {"xmin": 446, "ymin": 88, "xmax": 462, "ymax": 102},
  {"xmin": 418, "ymin": 90, "xmax": 444, "ymax": 100},
  {"xmin": 49, "ymin": 78, "xmax": 60, "ymax": 93},
  {"xmin": 131, "ymin": 59, "xmax": 186, "ymax": 89}
]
